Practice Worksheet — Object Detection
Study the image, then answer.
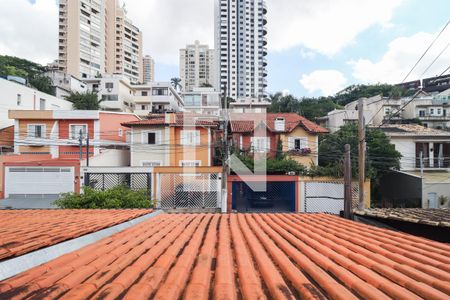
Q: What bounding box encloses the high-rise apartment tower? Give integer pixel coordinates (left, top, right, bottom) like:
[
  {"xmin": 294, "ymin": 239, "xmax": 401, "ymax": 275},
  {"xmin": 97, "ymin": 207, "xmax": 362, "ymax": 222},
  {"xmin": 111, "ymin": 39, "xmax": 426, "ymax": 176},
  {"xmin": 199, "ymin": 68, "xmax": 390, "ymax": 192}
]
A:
[
  {"xmin": 179, "ymin": 40, "xmax": 215, "ymax": 92},
  {"xmin": 58, "ymin": 0, "xmax": 143, "ymax": 83},
  {"xmin": 214, "ymin": 0, "xmax": 268, "ymax": 100},
  {"xmin": 142, "ymin": 55, "xmax": 155, "ymax": 83}
]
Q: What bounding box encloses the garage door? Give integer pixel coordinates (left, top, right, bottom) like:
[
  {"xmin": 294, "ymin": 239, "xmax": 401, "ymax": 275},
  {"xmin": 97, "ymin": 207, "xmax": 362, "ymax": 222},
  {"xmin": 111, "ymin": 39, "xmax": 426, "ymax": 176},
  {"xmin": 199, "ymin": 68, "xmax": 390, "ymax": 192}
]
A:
[{"xmin": 5, "ymin": 167, "xmax": 74, "ymax": 198}]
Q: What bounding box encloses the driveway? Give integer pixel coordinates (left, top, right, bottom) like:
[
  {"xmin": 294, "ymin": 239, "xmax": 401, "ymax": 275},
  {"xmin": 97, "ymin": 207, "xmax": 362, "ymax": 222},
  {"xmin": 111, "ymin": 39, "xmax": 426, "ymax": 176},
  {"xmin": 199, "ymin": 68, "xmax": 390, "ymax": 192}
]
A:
[{"xmin": 0, "ymin": 196, "xmax": 58, "ymax": 209}]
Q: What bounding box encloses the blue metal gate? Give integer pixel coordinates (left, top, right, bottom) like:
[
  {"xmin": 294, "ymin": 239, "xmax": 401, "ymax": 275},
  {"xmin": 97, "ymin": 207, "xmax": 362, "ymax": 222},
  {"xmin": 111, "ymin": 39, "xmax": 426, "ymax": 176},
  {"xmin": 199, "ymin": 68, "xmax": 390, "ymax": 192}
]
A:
[{"xmin": 232, "ymin": 181, "xmax": 295, "ymax": 212}]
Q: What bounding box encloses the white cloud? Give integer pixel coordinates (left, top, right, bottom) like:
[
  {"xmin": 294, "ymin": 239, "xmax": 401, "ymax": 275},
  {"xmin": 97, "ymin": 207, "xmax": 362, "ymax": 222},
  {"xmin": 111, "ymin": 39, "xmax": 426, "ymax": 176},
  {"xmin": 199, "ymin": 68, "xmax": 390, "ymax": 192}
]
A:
[
  {"xmin": 267, "ymin": 0, "xmax": 404, "ymax": 56},
  {"xmin": 299, "ymin": 48, "xmax": 316, "ymax": 60},
  {"xmin": 0, "ymin": 0, "xmax": 58, "ymax": 64},
  {"xmin": 282, "ymin": 89, "xmax": 290, "ymax": 96},
  {"xmin": 349, "ymin": 29, "xmax": 450, "ymax": 84},
  {"xmin": 0, "ymin": 0, "xmax": 405, "ymax": 68},
  {"xmin": 300, "ymin": 70, "xmax": 347, "ymax": 96}
]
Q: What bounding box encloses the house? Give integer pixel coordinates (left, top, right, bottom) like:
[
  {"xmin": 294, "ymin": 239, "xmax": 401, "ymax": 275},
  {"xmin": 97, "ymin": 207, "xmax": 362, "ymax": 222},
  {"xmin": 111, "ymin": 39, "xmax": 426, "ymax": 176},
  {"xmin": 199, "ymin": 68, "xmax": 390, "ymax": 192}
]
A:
[
  {"xmin": 181, "ymin": 87, "xmax": 221, "ymax": 116},
  {"xmin": 131, "ymin": 82, "xmax": 184, "ymax": 116},
  {"xmin": 122, "ymin": 113, "xmax": 220, "ymax": 167},
  {"xmin": 9, "ymin": 110, "xmax": 139, "ymax": 163},
  {"xmin": 377, "ymin": 124, "xmax": 450, "ymax": 208},
  {"xmin": 0, "ymin": 77, "xmax": 73, "ymax": 129},
  {"xmin": 0, "ymin": 110, "xmax": 140, "ymax": 199},
  {"xmin": 230, "ymin": 113, "xmax": 328, "ymax": 167},
  {"xmin": 229, "ymin": 97, "xmax": 271, "ymax": 113}
]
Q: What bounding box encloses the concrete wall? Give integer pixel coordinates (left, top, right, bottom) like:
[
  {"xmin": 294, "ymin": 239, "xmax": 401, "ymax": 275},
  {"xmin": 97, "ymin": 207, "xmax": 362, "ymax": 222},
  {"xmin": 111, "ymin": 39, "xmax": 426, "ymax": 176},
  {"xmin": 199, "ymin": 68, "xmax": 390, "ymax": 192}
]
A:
[
  {"xmin": 390, "ymin": 138, "xmax": 416, "ymax": 170},
  {"xmin": 0, "ymin": 79, "xmax": 72, "ymax": 129},
  {"xmin": 83, "ymin": 149, "xmax": 130, "ymax": 167},
  {"xmin": 130, "ymin": 126, "xmax": 169, "ymax": 167}
]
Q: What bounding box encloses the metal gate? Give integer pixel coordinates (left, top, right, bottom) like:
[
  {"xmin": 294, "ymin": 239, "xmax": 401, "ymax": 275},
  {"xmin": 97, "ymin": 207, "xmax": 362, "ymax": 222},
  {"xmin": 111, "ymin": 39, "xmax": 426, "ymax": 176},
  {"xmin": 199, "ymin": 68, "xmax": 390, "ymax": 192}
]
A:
[
  {"xmin": 232, "ymin": 181, "xmax": 296, "ymax": 212},
  {"xmin": 158, "ymin": 173, "xmax": 221, "ymax": 209},
  {"xmin": 304, "ymin": 181, "xmax": 359, "ymax": 214},
  {"xmin": 84, "ymin": 173, "xmax": 152, "ymax": 198}
]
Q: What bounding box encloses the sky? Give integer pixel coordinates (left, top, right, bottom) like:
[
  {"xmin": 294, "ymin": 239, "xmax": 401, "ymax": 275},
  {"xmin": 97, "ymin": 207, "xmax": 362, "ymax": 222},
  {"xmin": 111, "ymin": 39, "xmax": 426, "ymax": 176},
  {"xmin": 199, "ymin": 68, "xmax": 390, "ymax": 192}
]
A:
[{"xmin": 0, "ymin": 0, "xmax": 449, "ymax": 98}]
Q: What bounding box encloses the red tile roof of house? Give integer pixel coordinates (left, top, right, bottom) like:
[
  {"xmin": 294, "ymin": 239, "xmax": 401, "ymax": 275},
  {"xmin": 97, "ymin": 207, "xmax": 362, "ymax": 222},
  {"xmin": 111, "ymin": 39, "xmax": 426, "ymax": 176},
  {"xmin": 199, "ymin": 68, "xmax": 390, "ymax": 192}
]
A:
[
  {"xmin": 1, "ymin": 213, "xmax": 449, "ymax": 299},
  {"xmin": 122, "ymin": 113, "xmax": 219, "ymax": 127},
  {"xmin": 230, "ymin": 113, "xmax": 328, "ymax": 134},
  {"xmin": 0, "ymin": 209, "xmax": 151, "ymax": 261}
]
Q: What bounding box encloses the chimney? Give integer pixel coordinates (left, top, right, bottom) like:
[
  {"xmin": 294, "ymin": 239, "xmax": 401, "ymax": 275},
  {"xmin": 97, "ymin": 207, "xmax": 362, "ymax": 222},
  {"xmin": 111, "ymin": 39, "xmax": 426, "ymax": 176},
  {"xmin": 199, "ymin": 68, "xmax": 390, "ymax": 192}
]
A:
[
  {"xmin": 165, "ymin": 112, "xmax": 176, "ymax": 124},
  {"xmin": 275, "ymin": 117, "xmax": 285, "ymax": 131}
]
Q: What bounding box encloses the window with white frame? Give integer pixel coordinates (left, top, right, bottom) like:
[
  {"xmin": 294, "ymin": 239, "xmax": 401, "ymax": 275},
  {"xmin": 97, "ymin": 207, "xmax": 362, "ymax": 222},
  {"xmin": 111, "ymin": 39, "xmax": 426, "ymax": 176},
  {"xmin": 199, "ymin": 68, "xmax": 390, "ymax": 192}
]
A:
[
  {"xmin": 70, "ymin": 124, "xmax": 87, "ymax": 140},
  {"xmin": 141, "ymin": 161, "xmax": 162, "ymax": 167},
  {"xmin": 142, "ymin": 131, "xmax": 160, "ymax": 145},
  {"xmin": 288, "ymin": 137, "xmax": 308, "ymax": 150},
  {"xmin": 180, "ymin": 130, "xmax": 200, "ymax": 146},
  {"xmin": 251, "ymin": 137, "xmax": 270, "ymax": 153},
  {"xmin": 27, "ymin": 124, "xmax": 45, "ymax": 138},
  {"xmin": 180, "ymin": 160, "xmax": 201, "ymax": 167},
  {"xmin": 118, "ymin": 128, "xmax": 123, "ymax": 137}
]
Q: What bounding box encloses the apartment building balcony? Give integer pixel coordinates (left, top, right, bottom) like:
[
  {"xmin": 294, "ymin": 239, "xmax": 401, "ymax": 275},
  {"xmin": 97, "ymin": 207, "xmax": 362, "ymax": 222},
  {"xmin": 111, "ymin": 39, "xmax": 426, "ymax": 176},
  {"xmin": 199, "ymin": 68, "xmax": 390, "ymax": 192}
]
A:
[
  {"xmin": 261, "ymin": 1, "xmax": 267, "ymax": 13},
  {"xmin": 415, "ymin": 142, "xmax": 450, "ymax": 169},
  {"xmin": 417, "ymin": 115, "xmax": 450, "ymax": 121}
]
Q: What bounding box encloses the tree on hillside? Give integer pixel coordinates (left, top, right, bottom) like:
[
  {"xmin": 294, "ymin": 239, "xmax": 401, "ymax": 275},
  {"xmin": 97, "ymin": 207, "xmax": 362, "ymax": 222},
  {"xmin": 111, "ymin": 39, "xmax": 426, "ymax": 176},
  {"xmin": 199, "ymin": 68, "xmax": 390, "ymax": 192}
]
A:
[
  {"xmin": 334, "ymin": 84, "xmax": 413, "ymax": 105},
  {"xmin": 0, "ymin": 55, "xmax": 54, "ymax": 95},
  {"xmin": 65, "ymin": 91, "xmax": 103, "ymax": 110},
  {"xmin": 170, "ymin": 77, "xmax": 182, "ymax": 91},
  {"xmin": 318, "ymin": 123, "xmax": 401, "ymax": 180}
]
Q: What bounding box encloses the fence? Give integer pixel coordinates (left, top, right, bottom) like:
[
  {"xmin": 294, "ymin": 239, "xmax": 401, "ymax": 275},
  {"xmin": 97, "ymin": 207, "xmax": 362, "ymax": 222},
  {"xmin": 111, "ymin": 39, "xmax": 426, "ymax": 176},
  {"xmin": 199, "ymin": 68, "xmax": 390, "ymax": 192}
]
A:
[
  {"xmin": 157, "ymin": 173, "xmax": 221, "ymax": 210},
  {"xmin": 84, "ymin": 173, "xmax": 152, "ymax": 199},
  {"xmin": 303, "ymin": 181, "xmax": 360, "ymax": 214}
]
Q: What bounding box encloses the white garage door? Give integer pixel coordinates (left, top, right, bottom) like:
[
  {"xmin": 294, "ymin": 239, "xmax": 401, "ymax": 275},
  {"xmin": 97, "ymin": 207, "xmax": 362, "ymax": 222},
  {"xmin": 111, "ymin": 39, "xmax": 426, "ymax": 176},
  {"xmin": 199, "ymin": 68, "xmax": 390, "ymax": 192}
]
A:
[{"xmin": 5, "ymin": 167, "xmax": 74, "ymax": 198}]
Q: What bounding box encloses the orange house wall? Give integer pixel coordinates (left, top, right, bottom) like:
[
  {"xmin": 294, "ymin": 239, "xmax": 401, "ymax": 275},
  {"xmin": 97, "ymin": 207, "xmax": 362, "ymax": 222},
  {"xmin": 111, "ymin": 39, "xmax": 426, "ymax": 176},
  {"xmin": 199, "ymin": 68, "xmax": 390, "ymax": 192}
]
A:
[
  {"xmin": 172, "ymin": 127, "xmax": 211, "ymax": 167},
  {"xmin": 59, "ymin": 120, "xmax": 95, "ymax": 159},
  {"xmin": 99, "ymin": 112, "xmax": 140, "ymax": 142}
]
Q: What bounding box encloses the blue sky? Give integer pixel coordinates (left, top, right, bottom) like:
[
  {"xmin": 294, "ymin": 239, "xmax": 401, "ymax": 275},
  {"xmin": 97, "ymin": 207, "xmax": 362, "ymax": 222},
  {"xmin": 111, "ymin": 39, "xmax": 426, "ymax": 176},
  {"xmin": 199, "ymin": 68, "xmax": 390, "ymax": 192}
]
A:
[{"xmin": 3, "ymin": 0, "xmax": 450, "ymax": 98}]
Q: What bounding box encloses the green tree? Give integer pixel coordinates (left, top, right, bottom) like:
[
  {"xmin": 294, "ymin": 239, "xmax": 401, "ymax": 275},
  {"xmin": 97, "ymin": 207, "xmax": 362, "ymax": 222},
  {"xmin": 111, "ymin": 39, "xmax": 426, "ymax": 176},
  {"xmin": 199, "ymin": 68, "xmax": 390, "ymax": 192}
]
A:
[
  {"xmin": 170, "ymin": 77, "xmax": 182, "ymax": 91},
  {"xmin": 65, "ymin": 91, "xmax": 103, "ymax": 110},
  {"xmin": 29, "ymin": 75, "xmax": 54, "ymax": 95},
  {"xmin": 0, "ymin": 55, "xmax": 54, "ymax": 95},
  {"xmin": 318, "ymin": 123, "xmax": 401, "ymax": 180}
]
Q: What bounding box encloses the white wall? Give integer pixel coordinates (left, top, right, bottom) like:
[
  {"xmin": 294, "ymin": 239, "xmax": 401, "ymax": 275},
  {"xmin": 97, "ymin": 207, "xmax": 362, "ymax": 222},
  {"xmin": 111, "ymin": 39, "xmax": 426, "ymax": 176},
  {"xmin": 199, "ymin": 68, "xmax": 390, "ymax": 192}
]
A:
[
  {"xmin": 82, "ymin": 149, "xmax": 130, "ymax": 167},
  {"xmin": 390, "ymin": 138, "xmax": 416, "ymax": 171},
  {"xmin": 0, "ymin": 78, "xmax": 73, "ymax": 129},
  {"xmin": 130, "ymin": 126, "xmax": 169, "ymax": 167}
]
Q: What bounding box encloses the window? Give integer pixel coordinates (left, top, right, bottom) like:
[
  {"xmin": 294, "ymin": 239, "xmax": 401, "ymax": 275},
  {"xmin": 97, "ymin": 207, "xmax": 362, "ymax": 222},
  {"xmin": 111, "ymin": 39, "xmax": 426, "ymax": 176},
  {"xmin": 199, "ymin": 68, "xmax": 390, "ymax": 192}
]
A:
[
  {"xmin": 180, "ymin": 130, "xmax": 200, "ymax": 146},
  {"xmin": 251, "ymin": 137, "xmax": 270, "ymax": 153},
  {"xmin": 141, "ymin": 91, "xmax": 148, "ymax": 96},
  {"xmin": 141, "ymin": 161, "xmax": 161, "ymax": 167},
  {"xmin": 101, "ymin": 94, "xmax": 118, "ymax": 101},
  {"xmin": 17, "ymin": 94, "xmax": 21, "ymax": 106},
  {"xmin": 142, "ymin": 131, "xmax": 159, "ymax": 145},
  {"xmin": 70, "ymin": 124, "xmax": 87, "ymax": 140},
  {"xmin": 180, "ymin": 160, "xmax": 201, "ymax": 167},
  {"xmin": 39, "ymin": 99, "xmax": 46, "ymax": 110},
  {"xmin": 419, "ymin": 110, "xmax": 426, "ymax": 117},
  {"xmin": 118, "ymin": 128, "xmax": 123, "ymax": 137},
  {"xmin": 105, "ymin": 82, "xmax": 114, "ymax": 89},
  {"xmin": 27, "ymin": 124, "xmax": 45, "ymax": 138},
  {"xmin": 430, "ymin": 108, "xmax": 435, "ymax": 115},
  {"xmin": 288, "ymin": 137, "xmax": 308, "ymax": 150}
]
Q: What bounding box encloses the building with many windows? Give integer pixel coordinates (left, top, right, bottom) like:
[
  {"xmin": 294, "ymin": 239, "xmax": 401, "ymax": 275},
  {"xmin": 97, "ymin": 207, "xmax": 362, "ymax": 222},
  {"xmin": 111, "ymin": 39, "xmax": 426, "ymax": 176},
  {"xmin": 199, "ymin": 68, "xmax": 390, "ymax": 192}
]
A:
[
  {"xmin": 179, "ymin": 41, "xmax": 215, "ymax": 92},
  {"xmin": 58, "ymin": 0, "xmax": 143, "ymax": 82},
  {"xmin": 142, "ymin": 55, "xmax": 155, "ymax": 83},
  {"xmin": 214, "ymin": 0, "xmax": 268, "ymax": 100}
]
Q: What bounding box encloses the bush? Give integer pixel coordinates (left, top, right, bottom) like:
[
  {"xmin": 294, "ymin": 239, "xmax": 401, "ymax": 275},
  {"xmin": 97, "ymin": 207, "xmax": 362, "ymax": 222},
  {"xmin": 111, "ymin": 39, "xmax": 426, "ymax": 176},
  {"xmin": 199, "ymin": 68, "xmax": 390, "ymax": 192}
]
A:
[{"xmin": 54, "ymin": 186, "xmax": 152, "ymax": 209}]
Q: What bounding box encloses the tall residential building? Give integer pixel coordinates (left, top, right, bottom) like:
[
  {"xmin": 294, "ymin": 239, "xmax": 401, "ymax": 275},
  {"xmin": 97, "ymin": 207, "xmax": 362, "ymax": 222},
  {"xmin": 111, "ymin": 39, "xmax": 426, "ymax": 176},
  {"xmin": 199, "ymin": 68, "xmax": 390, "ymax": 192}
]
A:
[
  {"xmin": 142, "ymin": 55, "xmax": 155, "ymax": 83},
  {"xmin": 58, "ymin": 0, "xmax": 143, "ymax": 83},
  {"xmin": 214, "ymin": 0, "xmax": 268, "ymax": 100},
  {"xmin": 179, "ymin": 40, "xmax": 215, "ymax": 92}
]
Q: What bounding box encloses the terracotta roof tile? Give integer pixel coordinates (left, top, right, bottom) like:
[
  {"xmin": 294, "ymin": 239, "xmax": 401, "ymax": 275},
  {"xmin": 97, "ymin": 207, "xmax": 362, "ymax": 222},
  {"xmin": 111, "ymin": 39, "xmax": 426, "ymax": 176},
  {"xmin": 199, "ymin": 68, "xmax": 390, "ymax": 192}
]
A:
[
  {"xmin": 1, "ymin": 213, "xmax": 449, "ymax": 299},
  {"xmin": 122, "ymin": 113, "xmax": 219, "ymax": 127},
  {"xmin": 0, "ymin": 209, "xmax": 151, "ymax": 261},
  {"xmin": 355, "ymin": 208, "xmax": 450, "ymax": 227},
  {"xmin": 230, "ymin": 113, "xmax": 328, "ymax": 134}
]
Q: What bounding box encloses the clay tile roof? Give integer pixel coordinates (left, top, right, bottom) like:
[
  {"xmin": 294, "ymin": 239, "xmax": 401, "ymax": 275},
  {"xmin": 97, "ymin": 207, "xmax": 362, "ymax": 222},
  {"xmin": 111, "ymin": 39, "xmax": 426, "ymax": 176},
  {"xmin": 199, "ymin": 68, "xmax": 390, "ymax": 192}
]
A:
[
  {"xmin": 0, "ymin": 209, "xmax": 151, "ymax": 261},
  {"xmin": 122, "ymin": 113, "xmax": 219, "ymax": 127},
  {"xmin": 355, "ymin": 208, "xmax": 450, "ymax": 227},
  {"xmin": 2, "ymin": 213, "xmax": 449, "ymax": 299},
  {"xmin": 230, "ymin": 113, "xmax": 328, "ymax": 134}
]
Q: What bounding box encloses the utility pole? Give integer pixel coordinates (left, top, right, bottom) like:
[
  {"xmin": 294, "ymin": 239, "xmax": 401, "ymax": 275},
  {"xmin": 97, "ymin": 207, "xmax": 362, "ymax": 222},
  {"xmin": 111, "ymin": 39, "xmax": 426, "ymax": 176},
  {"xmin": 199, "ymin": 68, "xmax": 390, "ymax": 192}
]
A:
[
  {"xmin": 78, "ymin": 129, "xmax": 83, "ymax": 161},
  {"xmin": 344, "ymin": 144, "xmax": 352, "ymax": 219},
  {"xmin": 86, "ymin": 132, "xmax": 90, "ymax": 167},
  {"xmin": 221, "ymin": 82, "xmax": 229, "ymax": 212},
  {"xmin": 358, "ymin": 98, "xmax": 366, "ymax": 210}
]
